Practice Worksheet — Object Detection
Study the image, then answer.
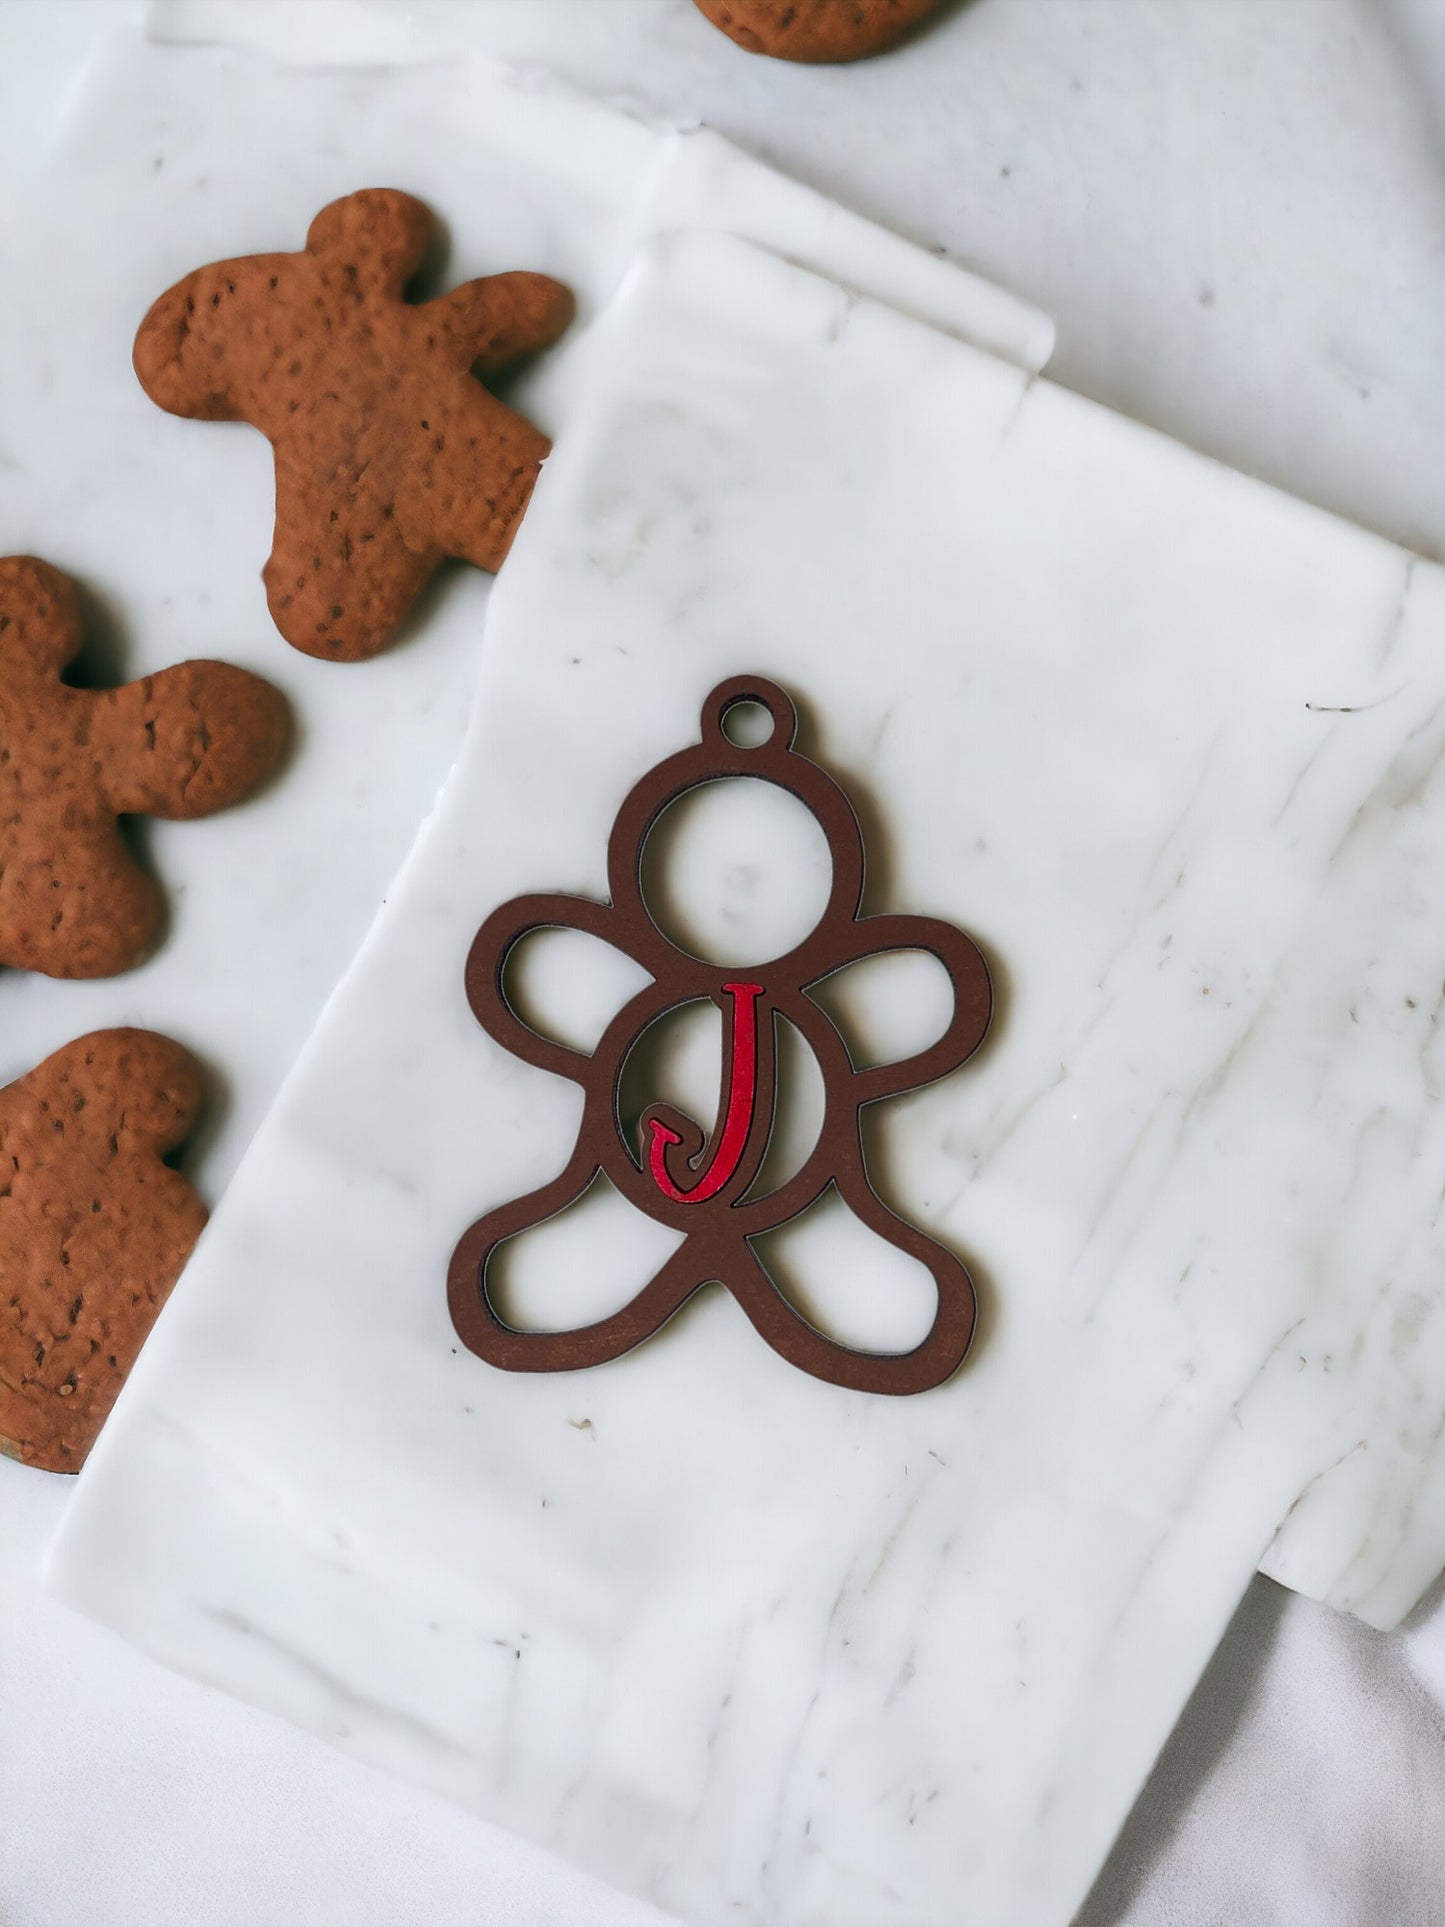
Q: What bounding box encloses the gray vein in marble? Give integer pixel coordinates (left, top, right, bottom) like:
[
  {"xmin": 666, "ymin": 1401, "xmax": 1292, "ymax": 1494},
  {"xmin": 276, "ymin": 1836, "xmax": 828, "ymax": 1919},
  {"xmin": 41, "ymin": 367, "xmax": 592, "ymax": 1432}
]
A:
[{"xmin": 201, "ymin": 1606, "xmax": 471, "ymax": 1759}]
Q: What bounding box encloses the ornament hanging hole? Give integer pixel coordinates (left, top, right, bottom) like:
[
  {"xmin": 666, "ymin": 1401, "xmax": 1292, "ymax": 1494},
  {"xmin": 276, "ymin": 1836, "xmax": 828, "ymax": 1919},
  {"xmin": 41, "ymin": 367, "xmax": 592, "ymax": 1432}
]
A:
[{"xmin": 720, "ymin": 697, "xmax": 775, "ymax": 749}]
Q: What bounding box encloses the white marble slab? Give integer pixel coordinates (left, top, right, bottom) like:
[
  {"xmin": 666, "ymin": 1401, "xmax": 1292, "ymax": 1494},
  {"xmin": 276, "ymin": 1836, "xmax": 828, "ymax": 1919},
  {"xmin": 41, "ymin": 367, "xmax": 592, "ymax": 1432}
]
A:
[
  {"xmin": 0, "ymin": 24, "xmax": 1048, "ymax": 1926},
  {"xmin": 51, "ymin": 229, "xmax": 1445, "ymax": 1927}
]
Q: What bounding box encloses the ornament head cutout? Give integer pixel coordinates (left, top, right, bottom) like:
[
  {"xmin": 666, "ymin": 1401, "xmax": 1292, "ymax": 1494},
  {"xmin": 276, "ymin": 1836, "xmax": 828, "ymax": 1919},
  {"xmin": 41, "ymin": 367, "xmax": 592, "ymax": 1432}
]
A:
[{"xmin": 448, "ymin": 676, "xmax": 993, "ymax": 1395}]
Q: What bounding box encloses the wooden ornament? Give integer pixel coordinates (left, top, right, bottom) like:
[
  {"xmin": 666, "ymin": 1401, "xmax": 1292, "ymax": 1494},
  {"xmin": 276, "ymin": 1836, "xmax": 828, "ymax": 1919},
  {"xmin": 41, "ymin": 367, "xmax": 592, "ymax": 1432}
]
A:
[{"xmin": 449, "ymin": 676, "xmax": 993, "ymax": 1395}]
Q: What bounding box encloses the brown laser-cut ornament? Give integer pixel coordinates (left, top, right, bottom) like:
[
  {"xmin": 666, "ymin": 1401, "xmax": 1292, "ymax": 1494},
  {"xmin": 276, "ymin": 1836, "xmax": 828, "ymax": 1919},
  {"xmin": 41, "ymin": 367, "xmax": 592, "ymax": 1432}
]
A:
[{"xmin": 448, "ymin": 676, "xmax": 993, "ymax": 1396}]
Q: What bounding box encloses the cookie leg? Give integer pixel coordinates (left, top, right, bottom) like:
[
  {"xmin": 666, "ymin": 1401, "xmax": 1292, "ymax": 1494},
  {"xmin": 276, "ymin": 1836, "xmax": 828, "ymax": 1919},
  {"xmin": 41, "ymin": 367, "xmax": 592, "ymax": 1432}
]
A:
[
  {"xmin": 263, "ymin": 455, "xmax": 438, "ymax": 660},
  {"xmin": 420, "ymin": 385, "xmax": 553, "ymax": 576},
  {"xmin": 0, "ymin": 826, "xmax": 162, "ymax": 978}
]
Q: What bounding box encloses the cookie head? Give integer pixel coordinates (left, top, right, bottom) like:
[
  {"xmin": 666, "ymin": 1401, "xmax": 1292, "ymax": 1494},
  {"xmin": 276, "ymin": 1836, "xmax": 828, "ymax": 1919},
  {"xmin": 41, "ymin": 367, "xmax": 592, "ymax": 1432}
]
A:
[
  {"xmin": 0, "ymin": 555, "xmax": 83, "ymax": 674},
  {"xmin": 304, "ymin": 186, "xmax": 435, "ymax": 295}
]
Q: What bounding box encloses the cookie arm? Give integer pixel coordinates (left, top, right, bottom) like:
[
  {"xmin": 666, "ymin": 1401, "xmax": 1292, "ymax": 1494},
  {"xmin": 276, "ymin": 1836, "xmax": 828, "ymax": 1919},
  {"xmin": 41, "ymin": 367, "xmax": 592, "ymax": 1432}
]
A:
[
  {"xmin": 92, "ymin": 664, "xmax": 289, "ymax": 820},
  {"xmin": 133, "ymin": 255, "xmax": 299, "ymax": 422},
  {"xmin": 428, "ymin": 272, "xmax": 574, "ymax": 377}
]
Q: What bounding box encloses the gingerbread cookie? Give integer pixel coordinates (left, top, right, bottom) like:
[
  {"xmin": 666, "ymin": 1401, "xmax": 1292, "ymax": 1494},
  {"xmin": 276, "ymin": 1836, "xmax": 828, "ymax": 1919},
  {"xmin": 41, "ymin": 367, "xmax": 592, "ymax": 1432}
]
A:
[
  {"xmin": 133, "ymin": 189, "xmax": 575, "ymax": 662},
  {"xmin": 693, "ymin": 0, "xmax": 944, "ymax": 61},
  {"xmin": 0, "ymin": 556, "xmax": 289, "ymax": 980},
  {"xmin": 0, "ymin": 1030, "xmax": 208, "ymax": 1473}
]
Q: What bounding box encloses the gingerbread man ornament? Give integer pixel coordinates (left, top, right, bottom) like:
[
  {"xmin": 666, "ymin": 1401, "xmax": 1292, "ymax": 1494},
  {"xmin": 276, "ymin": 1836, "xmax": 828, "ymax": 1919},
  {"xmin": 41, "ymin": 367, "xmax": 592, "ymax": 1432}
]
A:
[
  {"xmin": 0, "ymin": 556, "xmax": 289, "ymax": 979},
  {"xmin": 450, "ymin": 677, "xmax": 993, "ymax": 1396},
  {"xmin": 133, "ymin": 189, "xmax": 574, "ymax": 661}
]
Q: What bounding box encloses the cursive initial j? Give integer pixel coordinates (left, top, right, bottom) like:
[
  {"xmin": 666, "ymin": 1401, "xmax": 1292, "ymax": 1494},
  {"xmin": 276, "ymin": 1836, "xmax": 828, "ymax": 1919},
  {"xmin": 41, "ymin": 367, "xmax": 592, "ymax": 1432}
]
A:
[{"xmin": 646, "ymin": 982, "xmax": 766, "ymax": 1204}]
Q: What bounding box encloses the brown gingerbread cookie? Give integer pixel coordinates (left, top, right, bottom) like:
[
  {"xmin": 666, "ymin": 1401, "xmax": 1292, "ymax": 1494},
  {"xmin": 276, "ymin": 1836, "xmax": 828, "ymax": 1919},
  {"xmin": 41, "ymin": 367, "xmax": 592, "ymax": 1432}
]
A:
[
  {"xmin": 0, "ymin": 1030, "xmax": 208, "ymax": 1474},
  {"xmin": 0, "ymin": 556, "xmax": 289, "ymax": 979},
  {"xmin": 693, "ymin": 0, "xmax": 944, "ymax": 61},
  {"xmin": 133, "ymin": 188, "xmax": 575, "ymax": 662}
]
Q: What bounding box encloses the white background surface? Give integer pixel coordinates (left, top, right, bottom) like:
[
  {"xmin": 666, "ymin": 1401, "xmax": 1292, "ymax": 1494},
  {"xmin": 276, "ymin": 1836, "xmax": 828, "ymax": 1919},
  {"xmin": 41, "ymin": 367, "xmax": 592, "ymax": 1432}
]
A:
[{"xmin": 3, "ymin": 2, "xmax": 1445, "ymax": 1924}]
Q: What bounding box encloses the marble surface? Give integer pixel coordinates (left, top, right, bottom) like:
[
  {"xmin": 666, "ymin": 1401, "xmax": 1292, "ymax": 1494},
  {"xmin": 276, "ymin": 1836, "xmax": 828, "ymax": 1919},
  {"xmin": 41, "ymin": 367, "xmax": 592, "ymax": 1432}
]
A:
[
  {"xmin": 0, "ymin": 13, "xmax": 1050, "ymax": 1927},
  {"xmin": 0, "ymin": 11, "xmax": 1047, "ymax": 1181},
  {"xmin": 154, "ymin": 0, "xmax": 1445, "ymax": 567},
  {"xmin": 6, "ymin": 4, "xmax": 1445, "ymax": 1924},
  {"xmin": 52, "ymin": 227, "xmax": 1445, "ymax": 1925}
]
